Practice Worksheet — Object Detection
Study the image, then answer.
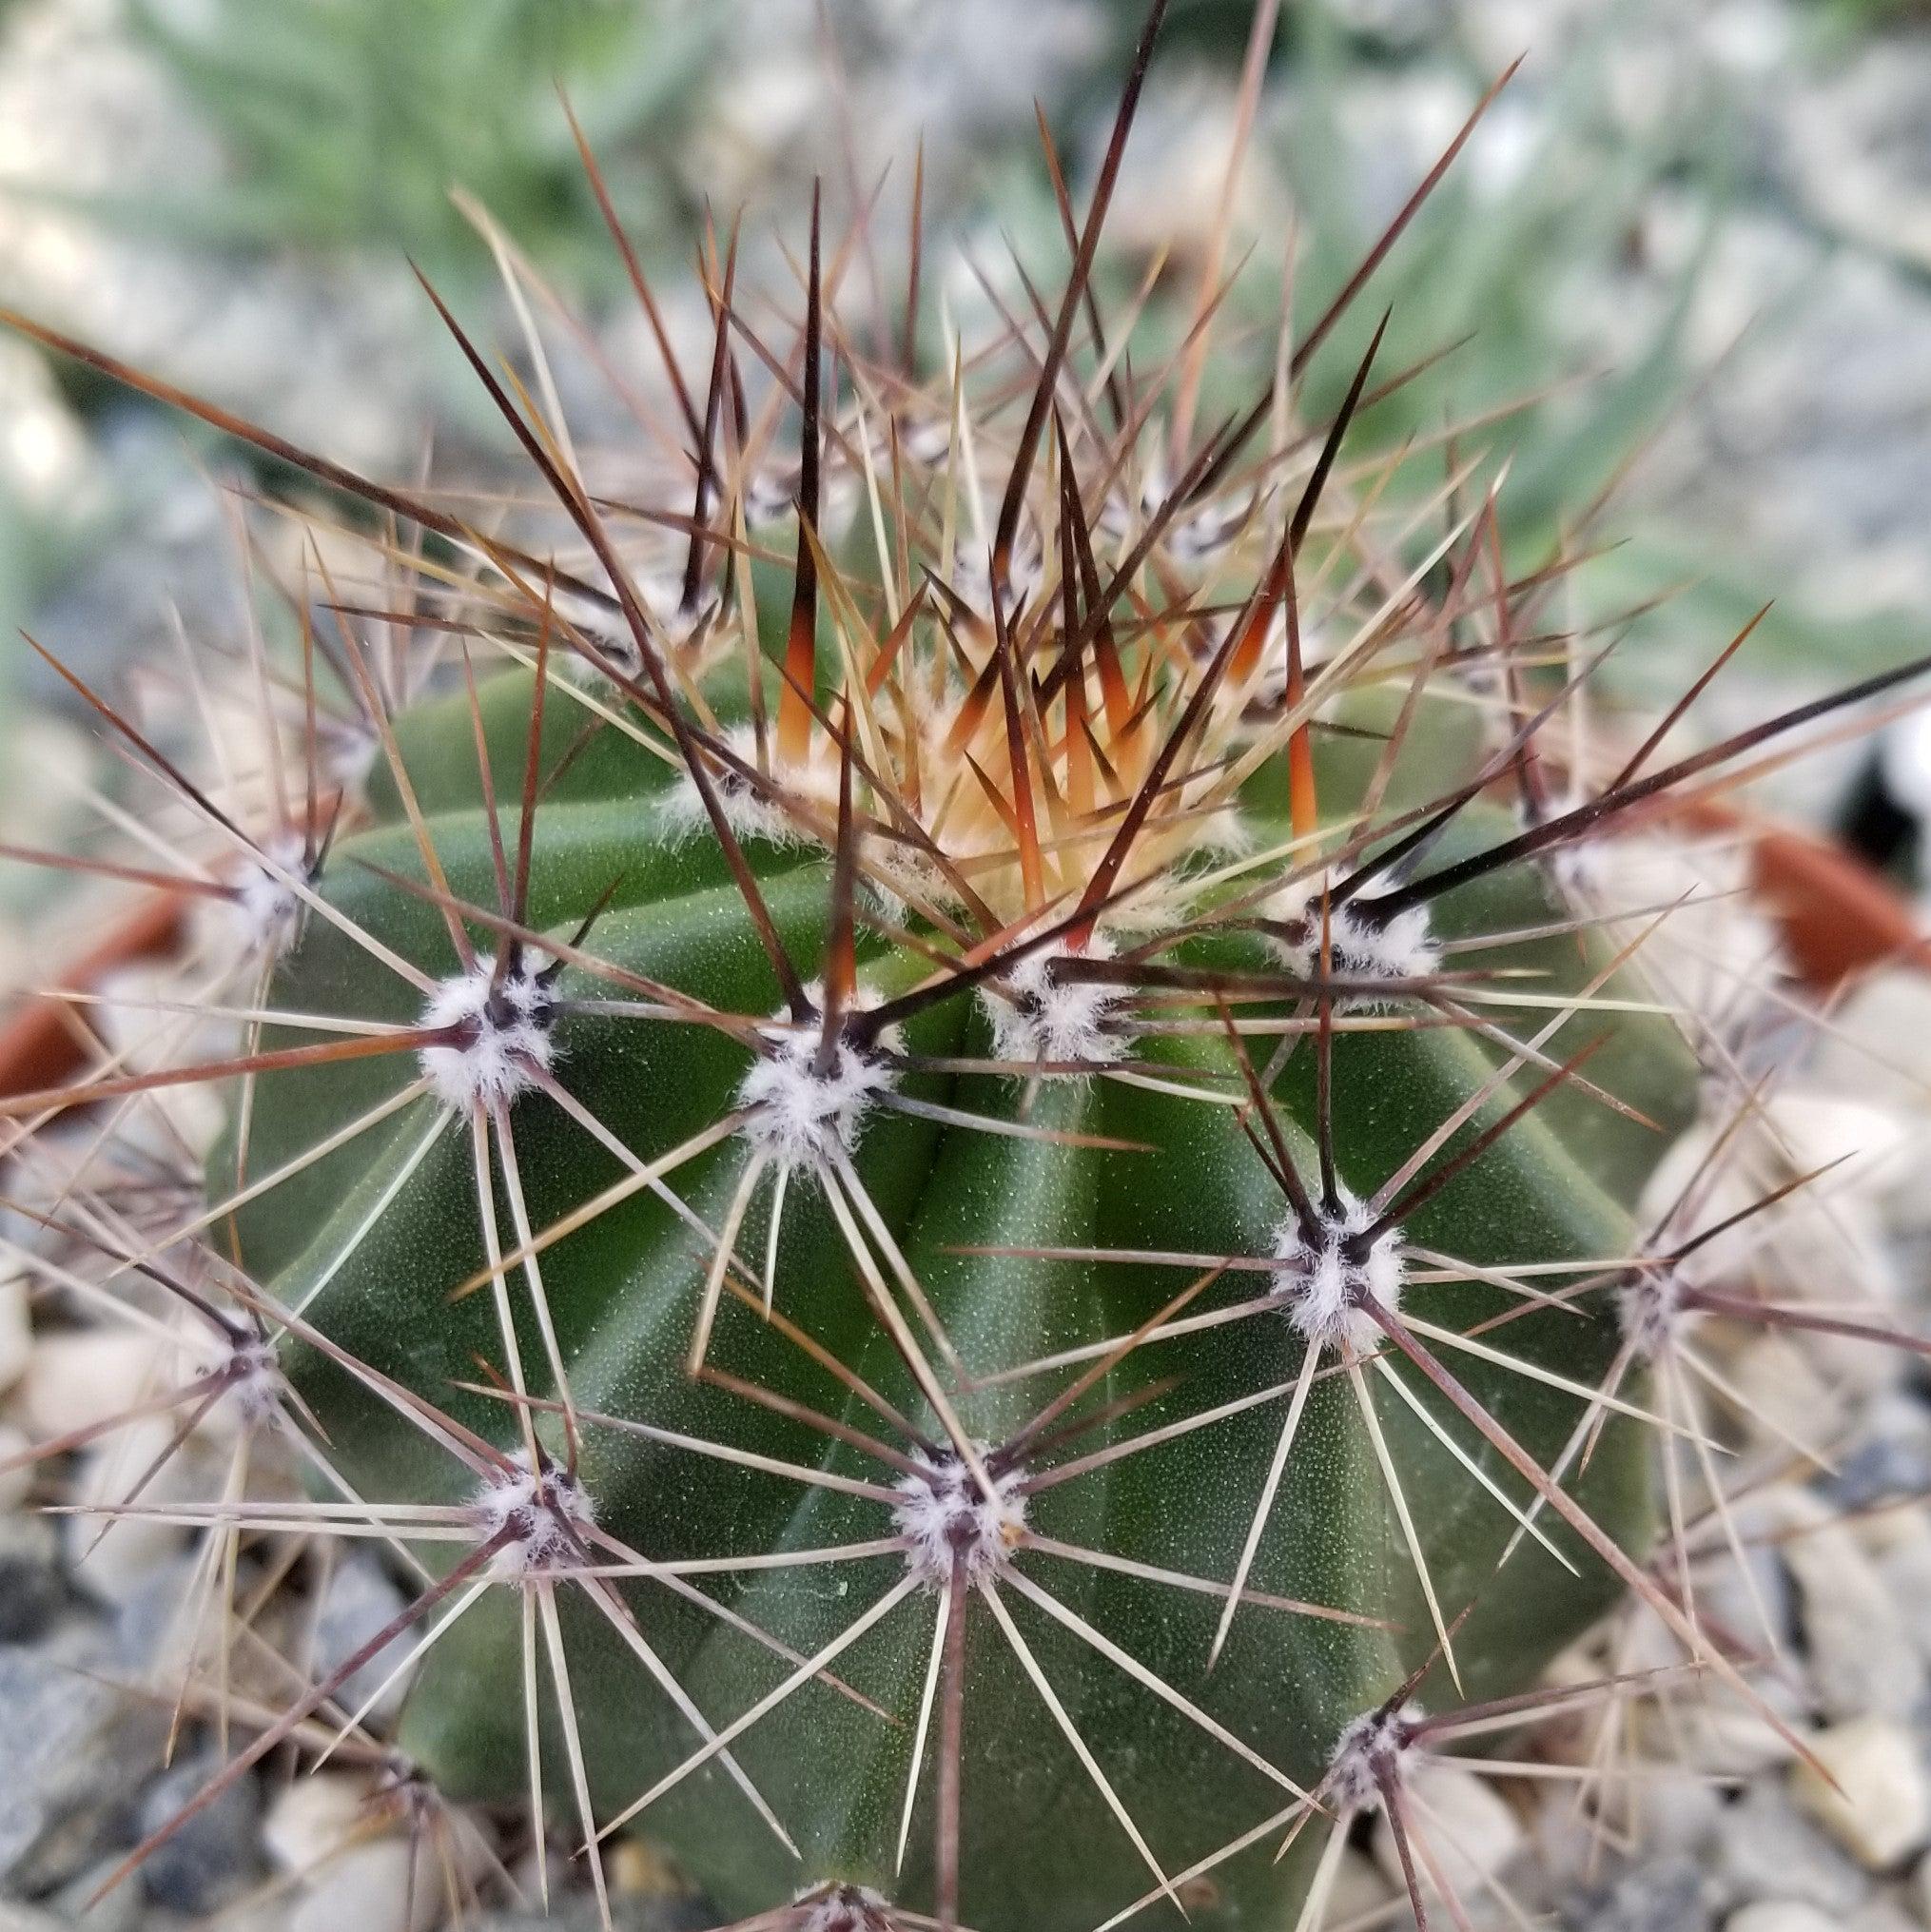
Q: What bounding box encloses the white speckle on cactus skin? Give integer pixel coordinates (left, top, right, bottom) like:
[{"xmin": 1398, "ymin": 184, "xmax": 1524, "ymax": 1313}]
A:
[
  {"xmin": 735, "ymin": 988, "xmax": 901, "ymax": 1170},
  {"xmin": 892, "ymin": 1446, "xmax": 1027, "ymax": 1589},
  {"xmin": 1271, "ymin": 1192, "xmax": 1404, "ymax": 1352},
  {"xmin": 1326, "ymin": 1704, "xmax": 1419, "ymax": 1813},
  {"xmin": 982, "ymin": 935, "xmax": 1132, "ymax": 1068},
  {"xmin": 474, "ymin": 1454, "xmax": 596, "ymax": 1577},
  {"xmin": 418, "ymin": 956, "xmax": 556, "ymax": 1109}
]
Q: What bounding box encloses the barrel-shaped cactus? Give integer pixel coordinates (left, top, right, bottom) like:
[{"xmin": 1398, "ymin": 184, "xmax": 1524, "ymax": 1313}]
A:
[
  {"xmin": 224, "ymin": 643, "xmax": 1679, "ymax": 1932},
  {"xmin": 10, "ymin": 10, "xmax": 1931, "ymax": 1931}
]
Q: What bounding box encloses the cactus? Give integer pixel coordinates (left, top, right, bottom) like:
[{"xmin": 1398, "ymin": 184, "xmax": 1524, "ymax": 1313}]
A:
[{"xmin": 7, "ymin": 9, "xmax": 1931, "ymax": 1932}]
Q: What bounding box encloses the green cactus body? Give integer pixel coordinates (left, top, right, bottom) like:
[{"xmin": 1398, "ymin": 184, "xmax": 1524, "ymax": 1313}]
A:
[
  {"xmin": 224, "ymin": 657, "xmax": 1689, "ymax": 1932},
  {"xmin": 13, "ymin": 12, "xmax": 1931, "ymax": 1930}
]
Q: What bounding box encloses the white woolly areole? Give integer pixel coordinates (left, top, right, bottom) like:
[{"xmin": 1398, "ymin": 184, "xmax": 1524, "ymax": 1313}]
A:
[
  {"xmin": 1518, "ymin": 790, "xmax": 1609, "ymax": 906},
  {"xmin": 1615, "ymin": 1263, "xmax": 1688, "ymax": 1362},
  {"xmin": 418, "ymin": 956, "xmax": 556, "ymax": 1109},
  {"xmin": 891, "ymin": 1446, "xmax": 1027, "ymax": 1588},
  {"xmin": 661, "ymin": 721, "xmax": 826, "ymax": 851},
  {"xmin": 1271, "ymin": 1190, "xmax": 1404, "ymax": 1352},
  {"xmin": 199, "ymin": 829, "xmax": 308, "ymax": 966},
  {"xmin": 660, "ymin": 726, "xmax": 945, "ymax": 922},
  {"xmin": 950, "ymin": 518, "xmax": 1045, "ymax": 622},
  {"xmin": 735, "ymin": 987, "xmax": 901, "ymax": 1169},
  {"xmin": 233, "ymin": 830, "xmax": 308, "ymax": 956},
  {"xmin": 473, "ymin": 1454, "xmax": 595, "ymax": 1577},
  {"xmin": 982, "ymin": 936, "xmax": 1131, "ymax": 1069},
  {"xmin": 1100, "ymin": 460, "xmax": 1251, "ymax": 569},
  {"xmin": 213, "ymin": 1339, "xmax": 284, "ymax": 1429},
  {"xmin": 1327, "ymin": 1704, "xmax": 1419, "ymax": 1813},
  {"xmin": 745, "ymin": 463, "xmax": 858, "ymax": 537},
  {"xmin": 549, "ymin": 571, "xmax": 723, "ymax": 689},
  {"xmin": 794, "ymin": 1883, "xmax": 896, "ymax": 1932},
  {"xmin": 1266, "ymin": 875, "xmax": 1438, "ymax": 1004}
]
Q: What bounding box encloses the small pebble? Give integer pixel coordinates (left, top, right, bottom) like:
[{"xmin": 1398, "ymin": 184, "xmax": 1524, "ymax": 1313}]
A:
[
  {"xmin": 1565, "ymin": 1850, "xmax": 1717, "ymax": 1931},
  {"xmin": 1847, "ymin": 1902, "xmax": 1920, "ymax": 1932},
  {"xmin": 0, "ymin": 1635, "xmax": 148, "ymax": 1890},
  {"xmin": 311, "ymin": 1554, "xmax": 417, "ymax": 1721},
  {"xmin": 1775, "ymin": 1493, "xmax": 1925, "ymax": 1723},
  {"xmin": 1727, "ymin": 1340, "xmax": 1842, "ymax": 1473},
  {"xmin": 1714, "ymin": 1785, "xmax": 1868, "ymax": 1913},
  {"xmin": 1372, "ymin": 1760, "xmax": 1523, "ymax": 1895},
  {"xmin": 1824, "ymin": 1393, "xmax": 1931, "ymax": 1515},
  {"xmin": 288, "ymin": 1835, "xmax": 454, "ymax": 1932},
  {"xmin": 50, "ymin": 1856, "xmax": 146, "ymax": 1932},
  {"xmin": 134, "ymin": 1749, "xmax": 264, "ymax": 1914},
  {"xmin": 1726, "ymin": 1903, "xmax": 1838, "ymax": 1932},
  {"xmin": 18, "ymin": 1330, "xmax": 169, "ymax": 1440},
  {"xmin": 263, "ymin": 1771, "xmax": 376, "ymax": 1875},
  {"xmin": 1664, "ymin": 1691, "xmax": 1808, "ymax": 1779},
  {"xmin": 69, "ymin": 1414, "xmax": 202, "ymax": 1602},
  {"xmin": 1870, "ymin": 1511, "xmax": 1931, "ymax": 1669},
  {"xmin": 1629, "ymin": 1766, "xmax": 1726, "ymax": 1854},
  {"xmin": 0, "ymin": 1273, "xmax": 29, "ymax": 1393},
  {"xmin": 1809, "ymin": 972, "xmax": 1931, "ymax": 1156},
  {"xmin": 0, "ymin": 1550, "xmax": 65, "ymax": 1646},
  {"xmin": 1327, "ymin": 1845, "xmax": 1395, "ymax": 1921},
  {"xmin": 0, "ymin": 1903, "xmax": 68, "ymax": 1932},
  {"xmin": 1790, "ymin": 1718, "xmax": 1931, "ymax": 1870},
  {"xmin": 0, "ymin": 1423, "xmax": 32, "ymax": 1513}
]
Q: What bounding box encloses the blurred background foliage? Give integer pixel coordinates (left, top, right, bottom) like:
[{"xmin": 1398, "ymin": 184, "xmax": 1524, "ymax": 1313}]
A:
[
  {"xmin": 2, "ymin": 0, "xmax": 1930, "ymax": 918},
  {"xmin": 123, "ymin": 0, "xmax": 716, "ymax": 283}
]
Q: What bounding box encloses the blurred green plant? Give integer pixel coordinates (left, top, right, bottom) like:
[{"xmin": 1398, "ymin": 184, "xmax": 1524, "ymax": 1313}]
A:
[
  {"xmin": 1044, "ymin": 1, "xmax": 1928, "ymax": 702},
  {"xmin": 58, "ymin": 0, "xmax": 1931, "ymax": 726},
  {"xmin": 127, "ymin": 0, "xmax": 717, "ymax": 287}
]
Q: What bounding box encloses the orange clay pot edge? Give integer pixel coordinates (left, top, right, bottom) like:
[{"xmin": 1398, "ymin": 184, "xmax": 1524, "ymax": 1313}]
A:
[
  {"xmin": 0, "ymin": 889, "xmax": 187, "ymax": 1103},
  {"xmin": 1668, "ymin": 792, "xmax": 1929, "ymax": 991}
]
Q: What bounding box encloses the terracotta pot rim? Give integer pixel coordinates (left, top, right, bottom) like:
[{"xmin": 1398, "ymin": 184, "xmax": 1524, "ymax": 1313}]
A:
[
  {"xmin": 1662, "ymin": 791, "xmax": 1929, "ymax": 995},
  {"xmin": 0, "ymin": 888, "xmax": 188, "ymax": 1108}
]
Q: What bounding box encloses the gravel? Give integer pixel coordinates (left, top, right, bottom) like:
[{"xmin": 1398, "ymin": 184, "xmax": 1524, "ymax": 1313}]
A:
[
  {"xmin": 134, "ymin": 1753, "xmax": 265, "ymax": 1916},
  {"xmin": 0, "ymin": 1630, "xmax": 152, "ymax": 1894}
]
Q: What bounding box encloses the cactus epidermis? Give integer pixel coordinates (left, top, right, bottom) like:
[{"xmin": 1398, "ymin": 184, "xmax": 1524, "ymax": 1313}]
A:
[{"xmin": 224, "ymin": 648, "xmax": 1687, "ymax": 1932}]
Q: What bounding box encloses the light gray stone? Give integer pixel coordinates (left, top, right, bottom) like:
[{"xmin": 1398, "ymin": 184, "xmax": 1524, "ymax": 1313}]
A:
[
  {"xmin": 0, "ymin": 1272, "xmax": 29, "ymax": 1394},
  {"xmin": 1777, "ymin": 1493, "xmax": 1926, "ymax": 1724},
  {"xmin": 262, "ymin": 1771, "xmax": 377, "ymax": 1877},
  {"xmin": 288, "ymin": 1832, "xmax": 478, "ymax": 1932},
  {"xmin": 1566, "ymin": 1851, "xmax": 1718, "ymax": 1932},
  {"xmin": 1790, "ymin": 1720, "xmax": 1931, "ymax": 1871},
  {"xmin": 0, "ymin": 1632, "xmax": 151, "ymax": 1891},
  {"xmin": 1726, "ymin": 1903, "xmax": 1837, "ymax": 1932},
  {"xmin": 310, "ymin": 1553, "xmax": 417, "ymax": 1723},
  {"xmin": 1713, "ymin": 1785, "xmax": 1871, "ymax": 1915},
  {"xmin": 134, "ymin": 1749, "xmax": 265, "ymax": 1914},
  {"xmin": 49, "ymin": 1855, "xmax": 146, "ymax": 1932}
]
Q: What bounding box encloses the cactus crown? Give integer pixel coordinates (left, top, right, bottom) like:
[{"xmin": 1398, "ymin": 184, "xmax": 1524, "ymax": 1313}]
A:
[{"xmin": 6, "ymin": 9, "xmax": 1931, "ymax": 1932}]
